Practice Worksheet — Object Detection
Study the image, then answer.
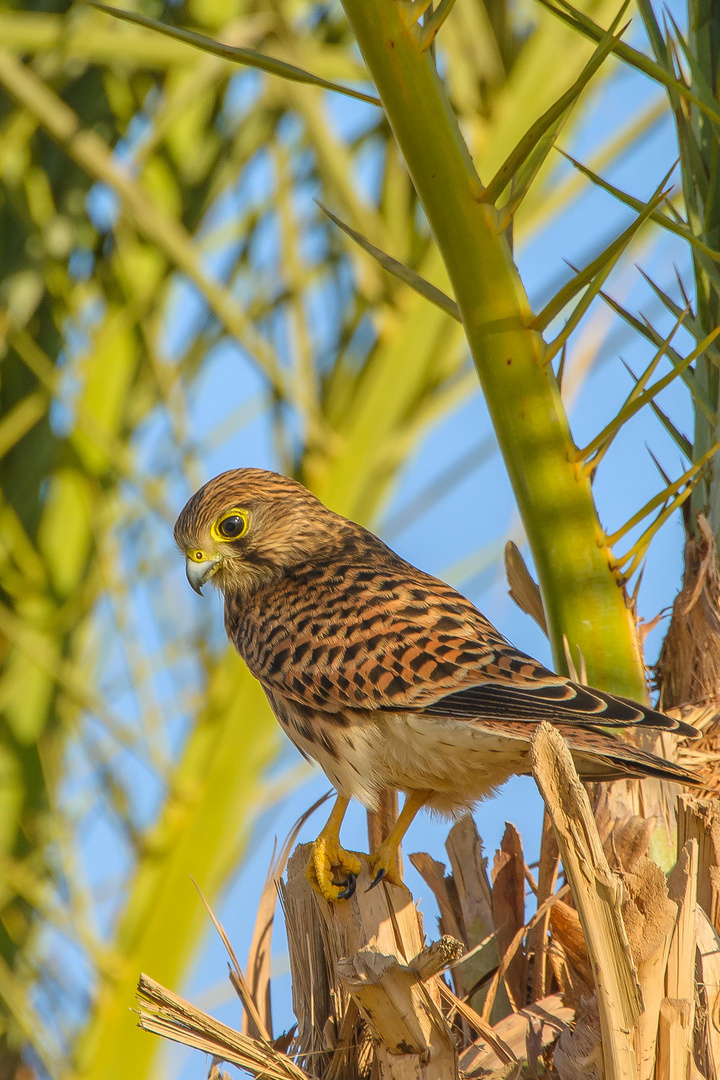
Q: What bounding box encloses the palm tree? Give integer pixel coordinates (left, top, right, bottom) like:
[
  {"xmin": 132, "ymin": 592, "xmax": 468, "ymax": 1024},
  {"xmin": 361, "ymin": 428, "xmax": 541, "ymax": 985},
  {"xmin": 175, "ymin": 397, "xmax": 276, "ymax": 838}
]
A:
[{"xmin": 1, "ymin": 0, "xmax": 718, "ymax": 1076}]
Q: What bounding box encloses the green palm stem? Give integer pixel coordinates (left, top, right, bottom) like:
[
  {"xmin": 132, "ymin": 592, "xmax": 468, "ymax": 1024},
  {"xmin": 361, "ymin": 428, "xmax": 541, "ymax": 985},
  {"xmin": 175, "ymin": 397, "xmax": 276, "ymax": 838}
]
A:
[{"xmin": 339, "ymin": 0, "xmax": 648, "ymax": 702}]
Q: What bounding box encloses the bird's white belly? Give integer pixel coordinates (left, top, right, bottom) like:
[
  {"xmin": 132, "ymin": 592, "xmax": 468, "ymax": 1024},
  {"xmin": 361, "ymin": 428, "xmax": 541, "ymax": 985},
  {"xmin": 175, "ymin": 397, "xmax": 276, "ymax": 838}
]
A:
[
  {"xmin": 372, "ymin": 713, "xmax": 529, "ymax": 814},
  {"xmin": 279, "ymin": 703, "xmax": 530, "ymax": 815}
]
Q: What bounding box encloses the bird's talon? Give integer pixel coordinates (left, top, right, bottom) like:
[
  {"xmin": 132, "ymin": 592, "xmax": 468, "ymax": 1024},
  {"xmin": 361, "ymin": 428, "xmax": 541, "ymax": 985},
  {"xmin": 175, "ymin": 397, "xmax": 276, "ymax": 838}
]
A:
[
  {"xmin": 337, "ymin": 872, "xmax": 357, "ymax": 900},
  {"xmin": 367, "ymin": 843, "xmax": 403, "ymax": 889},
  {"xmin": 367, "ymin": 867, "xmax": 385, "ymax": 892}
]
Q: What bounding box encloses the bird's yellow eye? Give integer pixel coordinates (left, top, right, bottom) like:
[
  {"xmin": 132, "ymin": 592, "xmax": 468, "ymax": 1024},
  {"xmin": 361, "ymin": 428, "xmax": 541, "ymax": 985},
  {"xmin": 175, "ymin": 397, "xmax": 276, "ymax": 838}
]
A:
[{"xmin": 211, "ymin": 508, "xmax": 249, "ymax": 542}]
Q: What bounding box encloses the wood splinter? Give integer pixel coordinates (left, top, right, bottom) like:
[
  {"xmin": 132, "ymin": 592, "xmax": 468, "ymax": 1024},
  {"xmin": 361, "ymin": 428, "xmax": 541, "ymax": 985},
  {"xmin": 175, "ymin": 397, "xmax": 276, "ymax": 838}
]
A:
[{"xmin": 337, "ymin": 936, "xmax": 463, "ymax": 1080}]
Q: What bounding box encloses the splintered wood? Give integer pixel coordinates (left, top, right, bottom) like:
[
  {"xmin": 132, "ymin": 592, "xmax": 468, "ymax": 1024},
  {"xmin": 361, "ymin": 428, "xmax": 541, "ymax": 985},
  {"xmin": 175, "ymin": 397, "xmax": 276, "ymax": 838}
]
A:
[
  {"xmin": 410, "ymin": 815, "xmax": 510, "ymax": 1020},
  {"xmin": 491, "ymin": 824, "xmax": 527, "ymax": 1011},
  {"xmin": 337, "ymin": 945, "xmax": 459, "ymax": 1080},
  {"xmin": 280, "ymin": 844, "xmax": 461, "ymax": 1080},
  {"xmin": 660, "ymin": 839, "xmax": 697, "ymax": 1079},
  {"xmin": 677, "ymin": 794, "xmax": 720, "ymax": 931},
  {"xmin": 531, "ymin": 722, "xmax": 643, "ymax": 1080},
  {"xmin": 135, "ymin": 725, "xmax": 720, "ymax": 1080},
  {"xmin": 532, "ymin": 722, "xmax": 720, "ymax": 1080},
  {"xmin": 136, "ymin": 973, "xmax": 307, "ymax": 1080}
]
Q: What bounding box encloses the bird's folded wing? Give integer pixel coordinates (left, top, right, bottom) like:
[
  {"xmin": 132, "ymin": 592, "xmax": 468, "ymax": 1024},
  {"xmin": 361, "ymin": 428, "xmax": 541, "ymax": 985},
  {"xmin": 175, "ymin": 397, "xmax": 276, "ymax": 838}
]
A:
[
  {"xmin": 247, "ymin": 563, "xmax": 696, "ymax": 738},
  {"xmin": 253, "ymin": 613, "xmax": 697, "ymax": 737},
  {"xmin": 419, "ymin": 680, "xmax": 698, "ymax": 736}
]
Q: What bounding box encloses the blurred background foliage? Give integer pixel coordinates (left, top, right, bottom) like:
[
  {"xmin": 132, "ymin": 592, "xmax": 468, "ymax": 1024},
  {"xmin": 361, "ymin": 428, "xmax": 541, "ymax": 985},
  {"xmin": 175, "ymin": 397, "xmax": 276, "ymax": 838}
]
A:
[{"xmin": 0, "ymin": 0, "xmax": 710, "ymax": 1076}]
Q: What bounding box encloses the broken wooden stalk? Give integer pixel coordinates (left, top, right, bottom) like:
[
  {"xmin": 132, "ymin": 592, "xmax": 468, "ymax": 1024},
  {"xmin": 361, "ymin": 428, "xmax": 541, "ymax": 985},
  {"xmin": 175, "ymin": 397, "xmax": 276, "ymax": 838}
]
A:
[{"xmin": 530, "ymin": 722, "xmax": 643, "ymax": 1080}]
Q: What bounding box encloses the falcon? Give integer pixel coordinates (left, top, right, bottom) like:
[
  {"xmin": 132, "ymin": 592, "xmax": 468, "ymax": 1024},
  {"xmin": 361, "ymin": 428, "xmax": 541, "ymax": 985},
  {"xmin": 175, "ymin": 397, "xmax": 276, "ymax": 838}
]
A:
[{"xmin": 174, "ymin": 468, "xmax": 698, "ymax": 902}]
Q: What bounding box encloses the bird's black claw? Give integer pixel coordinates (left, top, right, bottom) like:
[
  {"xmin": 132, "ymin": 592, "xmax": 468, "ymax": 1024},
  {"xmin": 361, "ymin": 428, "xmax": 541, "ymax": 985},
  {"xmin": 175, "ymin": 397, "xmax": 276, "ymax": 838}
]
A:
[
  {"xmin": 367, "ymin": 867, "xmax": 385, "ymax": 892},
  {"xmin": 336, "ymin": 872, "xmax": 357, "ymax": 900}
]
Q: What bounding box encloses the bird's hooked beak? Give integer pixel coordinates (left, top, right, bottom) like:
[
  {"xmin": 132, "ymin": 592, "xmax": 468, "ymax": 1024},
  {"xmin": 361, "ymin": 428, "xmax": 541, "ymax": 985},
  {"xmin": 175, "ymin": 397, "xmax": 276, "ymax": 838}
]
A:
[{"xmin": 185, "ymin": 551, "xmax": 222, "ymax": 595}]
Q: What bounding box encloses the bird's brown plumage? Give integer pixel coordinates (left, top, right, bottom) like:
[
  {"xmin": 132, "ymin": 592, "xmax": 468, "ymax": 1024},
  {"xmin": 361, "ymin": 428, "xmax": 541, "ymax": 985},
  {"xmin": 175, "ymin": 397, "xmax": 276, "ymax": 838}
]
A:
[{"xmin": 175, "ymin": 468, "xmax": 698, "ymax": 818}]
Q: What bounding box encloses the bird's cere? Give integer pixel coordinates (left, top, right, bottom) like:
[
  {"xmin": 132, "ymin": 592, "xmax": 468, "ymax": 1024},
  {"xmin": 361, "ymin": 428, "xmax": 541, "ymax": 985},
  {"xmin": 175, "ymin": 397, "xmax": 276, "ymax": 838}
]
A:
[{"xmin": 185, "ymin": 552, "xmax": 221, "ymax": 595}]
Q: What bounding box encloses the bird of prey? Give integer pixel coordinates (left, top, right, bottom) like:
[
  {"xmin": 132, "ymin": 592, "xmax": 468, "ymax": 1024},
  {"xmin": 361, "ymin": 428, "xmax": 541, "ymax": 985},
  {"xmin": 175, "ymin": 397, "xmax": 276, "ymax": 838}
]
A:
[{"xmin": 174, "ymin": 468, "xmax": 697, "ymax": 902}]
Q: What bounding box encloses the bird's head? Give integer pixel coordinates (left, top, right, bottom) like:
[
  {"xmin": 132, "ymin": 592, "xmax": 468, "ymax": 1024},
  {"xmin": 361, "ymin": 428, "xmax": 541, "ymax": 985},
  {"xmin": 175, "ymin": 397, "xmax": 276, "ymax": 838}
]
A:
[{"xmin": 174, "ymin": 468, "xmax": 343, "ymax": 597}]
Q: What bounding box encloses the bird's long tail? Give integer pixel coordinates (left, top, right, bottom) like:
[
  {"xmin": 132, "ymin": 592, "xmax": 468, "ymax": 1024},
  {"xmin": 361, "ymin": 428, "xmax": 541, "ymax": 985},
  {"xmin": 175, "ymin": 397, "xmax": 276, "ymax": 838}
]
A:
[{"xmin": 563, "ymin": 725, "xmax": 698, "ymax": 785}]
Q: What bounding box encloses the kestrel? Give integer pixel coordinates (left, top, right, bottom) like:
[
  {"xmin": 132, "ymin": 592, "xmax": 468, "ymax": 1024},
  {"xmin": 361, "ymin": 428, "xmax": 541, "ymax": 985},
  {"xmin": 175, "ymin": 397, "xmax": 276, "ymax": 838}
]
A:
[{"xmin": 174, "ymin": 468, "xmax": 697, "ymax": 902}]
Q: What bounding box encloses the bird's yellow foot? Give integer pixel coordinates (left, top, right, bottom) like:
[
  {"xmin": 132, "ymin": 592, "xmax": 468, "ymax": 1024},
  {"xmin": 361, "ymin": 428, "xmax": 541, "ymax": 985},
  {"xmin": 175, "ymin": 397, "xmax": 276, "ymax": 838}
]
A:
[
  {"xmin": 367, "ymin": 840, "xmax": 403, "ymax": 891},
  {"xmin": 306, "ymin": 833, "xmax": 363, "ymax": 902}
]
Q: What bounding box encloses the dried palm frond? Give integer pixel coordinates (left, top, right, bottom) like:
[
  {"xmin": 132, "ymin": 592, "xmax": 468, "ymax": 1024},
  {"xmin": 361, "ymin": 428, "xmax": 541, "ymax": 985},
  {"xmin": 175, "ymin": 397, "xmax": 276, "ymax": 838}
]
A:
[
  {"xmin": 656, "ymin": 515, "xmax": 720, "ymax": 719},
  {"xmin": 135, "ymin": 728, "xmax": 720, "ymax": 1080},
  {"xmin": 136, "ymin": 974, "xmax": 309, "ymax": 1080}
]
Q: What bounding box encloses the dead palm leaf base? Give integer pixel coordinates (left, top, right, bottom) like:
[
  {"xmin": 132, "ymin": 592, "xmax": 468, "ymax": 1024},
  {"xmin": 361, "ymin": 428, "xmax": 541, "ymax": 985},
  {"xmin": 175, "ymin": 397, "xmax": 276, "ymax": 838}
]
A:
[{"xmin": 137, "ymin": 723, "xmax": 720, "ymax": 1079}]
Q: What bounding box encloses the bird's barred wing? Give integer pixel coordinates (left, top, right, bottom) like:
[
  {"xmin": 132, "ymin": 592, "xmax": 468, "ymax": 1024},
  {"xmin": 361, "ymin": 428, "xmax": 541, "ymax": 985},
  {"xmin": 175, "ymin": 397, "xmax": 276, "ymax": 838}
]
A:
[
  {"xmin": 420, "ymin": 680, "xmax": 698, "ymax": 736},
  {"xmin": 238, "ymin": 562, "xmax": 696, "ymax": 738}
]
